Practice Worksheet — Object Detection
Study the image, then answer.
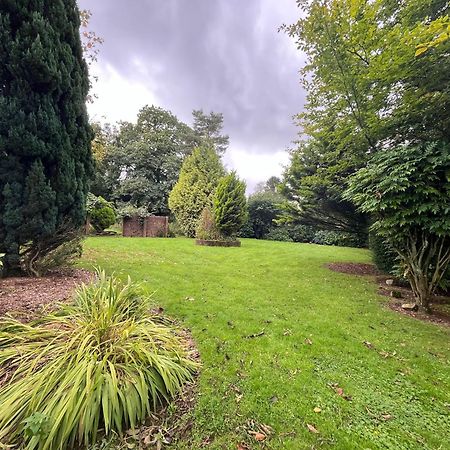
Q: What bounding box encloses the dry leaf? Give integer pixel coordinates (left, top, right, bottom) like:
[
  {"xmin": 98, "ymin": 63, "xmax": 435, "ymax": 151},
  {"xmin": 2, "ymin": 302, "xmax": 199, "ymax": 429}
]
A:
[
  {"xmin": 254, "ymin": 432, "xmax": 266, "ymax": 441},
  {"xmin": 237, "ymin": 443, "xmax": 250, "ymax": 450},
  {"xmin": 305, "ymin": 338, "xmax": 313, "ymax": 345},
  {"xmin": 313, "ymin": 407, "xmax": 322, "ymax": 413},
  {"xmin": 307, "ymin": 423, "xmax": 319, "ymax": 434}
]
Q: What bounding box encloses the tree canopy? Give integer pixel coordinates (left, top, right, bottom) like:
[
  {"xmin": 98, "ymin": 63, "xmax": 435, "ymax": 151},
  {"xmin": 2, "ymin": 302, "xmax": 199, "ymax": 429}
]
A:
[
  {"xmin": 281, "ymin": 0, "xmax": 450, "ymax": 234},
  {"xmin": 95, "ymin": 106, "xmax": 197, "ymax": 215},
  {"xmin": 192, "ymin": 110, "xmax": 229, "ymax": 155}
]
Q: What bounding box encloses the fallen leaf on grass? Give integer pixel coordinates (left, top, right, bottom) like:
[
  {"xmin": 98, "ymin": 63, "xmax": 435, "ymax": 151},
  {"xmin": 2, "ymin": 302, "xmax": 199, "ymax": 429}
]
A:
[
  {"xmin": 313, "ymin": 407, "xmax": 322, "ymax": 413},
  {"xmin": 237, "ymin": 443, "xmax": 251, "ymax": 450},
  {"xmin": 330, "ymin": 383, "xmax": 352, "ymax": 401},
  {"xmin": 307, "ymin": 423, "xmax": 319, "ymax": 434},
  {"xmin": 304, "ymin": 338, "xmax": 313, "ymax": 345},
  {"xmin": 254, "ymin": 432, "xmax": 266, "ymax": 441},
  {"xmin": 363, "ymin": 340, "xmax": 374, "ymax": 349}
]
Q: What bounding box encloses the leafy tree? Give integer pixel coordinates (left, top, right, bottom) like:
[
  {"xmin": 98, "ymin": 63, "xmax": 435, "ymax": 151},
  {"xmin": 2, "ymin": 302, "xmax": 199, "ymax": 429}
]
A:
[
  {"xmin": 246, "ymin": 190, "xmax": 284, "ymax": 239},
  {"xmin": 89, "ymin": 122, "xmax": 117, "ymax": 199},
  {"xmin": 169, "ymin": 146, "xmax": 225, "ymax": 237},
  {"xmin": 100, "ymin": 106, "xmax": 197, "ymax": 215},
  {"xmin": 213, "ymin": 172, "xmax": 247, "ymax": 238},
  {"xmin": 192, "ymin": 110, "xmax": 229, "ymax": 155},
  {"xmin": 0, "ymin": 0, "xmax": 93, "ymax": 276},
  {"xmin": 282, "ymin": 0, "xmax": 450, "ymax": 234},
  {"xmin": 346, "ymin": 142, "xmax": 450, "ymax": 312}
]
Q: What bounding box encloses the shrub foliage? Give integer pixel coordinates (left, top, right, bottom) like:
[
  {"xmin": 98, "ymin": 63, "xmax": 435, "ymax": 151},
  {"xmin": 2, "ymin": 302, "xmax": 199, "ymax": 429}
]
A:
[
  {"xmin": 0, "ymin": 272, "xmax": 197, "ymax": 449},
  {"xmin": 346, "ymin": 142, "xmax": 450, "ymax": 311},
  {"xmin": 196, "ymin": 207, "xmax": 222, "ymax": 241},
  {"xmin": 87, "ymin": 193, "xmax": 116, "ymax": 233},
  {"xmin": 213, "ymin": 172, "xmax": 247, "ymax": 238}
]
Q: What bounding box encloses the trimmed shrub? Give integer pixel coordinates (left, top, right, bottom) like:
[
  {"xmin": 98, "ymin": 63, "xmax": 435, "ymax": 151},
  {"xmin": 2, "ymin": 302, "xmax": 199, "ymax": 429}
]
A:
[
  {"xmin": 213, "ymin": 172, "xmax": 247, "ymax": 237},
  {"xmin": 87, "ymin": 194, "xmax": 116, "ymax": 234},
  {"xmin": 369, "ymin": 232, "xmax": 398, "ymax": 274},
  {"xmin": 0, "ymin": 271, "xmax": 197, "ymax": 449}
]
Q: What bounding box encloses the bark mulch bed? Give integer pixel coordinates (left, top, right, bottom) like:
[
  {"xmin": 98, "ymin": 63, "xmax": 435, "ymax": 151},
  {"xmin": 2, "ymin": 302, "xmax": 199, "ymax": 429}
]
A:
[
  {"xmin": 326, "ymin": 262, "xmax": 450, "ymax": 327},
  {"xmin": 0, "ymin": 269, "xmax": 92, "ymax": 318},
  {"xmin": 326, "ymin": 262, "xmax": 382, "ymax": 276}
]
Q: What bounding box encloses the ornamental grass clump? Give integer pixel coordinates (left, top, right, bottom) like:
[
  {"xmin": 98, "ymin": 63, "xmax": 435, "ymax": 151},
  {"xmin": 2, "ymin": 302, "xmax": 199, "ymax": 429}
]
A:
[{"xmin": 0, "ymin": 271, "xmax": 197, "ymax": 449}]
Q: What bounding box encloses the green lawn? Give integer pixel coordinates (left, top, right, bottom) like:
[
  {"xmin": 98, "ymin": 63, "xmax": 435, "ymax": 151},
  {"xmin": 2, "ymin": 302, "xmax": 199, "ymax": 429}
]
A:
[{"xmin": 81, "ymin": 237, "xmax": 450, "ymax": 450}]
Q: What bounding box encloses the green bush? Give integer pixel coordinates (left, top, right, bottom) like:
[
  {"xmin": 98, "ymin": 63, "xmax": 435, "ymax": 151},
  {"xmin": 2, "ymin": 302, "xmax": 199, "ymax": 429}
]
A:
[
  {"xmin": 196, "ymin": 207, "xmax": 222, "ymax": 240},
  {"xmin": 87, "ymin": 194, "xmax": 116, "ymax": 233},
  {"xmin": 0, "ymin": 271, "xmax": 197, "ymax": 449},
  {"xmin": 213, "ymin": 172, "xmax": 247, "ymax": 238},
  {"xmin": 265, "ymin": 227, "xmax": 293, "ymax": 242},
  {"xmin": 287, "ymin": 224, "xmax": 315, "ymax": 243},
  {"xmin": 369, "ymin": 232, "xmax": 398, "ymax": 274},
  {"xmin": 312, "ymin": 230, "xmax": 366, "ymax": 248}
]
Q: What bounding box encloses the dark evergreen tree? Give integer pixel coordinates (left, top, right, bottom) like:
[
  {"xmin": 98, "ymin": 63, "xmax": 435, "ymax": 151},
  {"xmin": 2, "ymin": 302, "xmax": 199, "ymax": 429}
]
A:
[{"xmin": 0, "ymin": 0, "xmax": 93, "ymax": 275}]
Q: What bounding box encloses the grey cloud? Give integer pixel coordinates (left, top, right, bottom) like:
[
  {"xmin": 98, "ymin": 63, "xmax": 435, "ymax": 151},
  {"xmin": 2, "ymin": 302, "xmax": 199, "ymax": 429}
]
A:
[{"xmin": 78, "ymin": 0, "xmax": 306, "ymax": 155}]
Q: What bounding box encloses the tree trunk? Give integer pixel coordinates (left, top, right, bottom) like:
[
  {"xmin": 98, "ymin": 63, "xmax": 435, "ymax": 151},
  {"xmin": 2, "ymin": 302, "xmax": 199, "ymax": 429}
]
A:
[{"xmin": 396, "ymin": 232, "xmax": 450, "ymax": 315}]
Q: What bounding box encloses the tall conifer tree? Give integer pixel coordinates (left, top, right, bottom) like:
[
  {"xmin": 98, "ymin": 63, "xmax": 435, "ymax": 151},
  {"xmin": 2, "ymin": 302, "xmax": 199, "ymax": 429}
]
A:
[{"xmin": 0, "ymin": 0, "xmax": 93, "ymax": 275}]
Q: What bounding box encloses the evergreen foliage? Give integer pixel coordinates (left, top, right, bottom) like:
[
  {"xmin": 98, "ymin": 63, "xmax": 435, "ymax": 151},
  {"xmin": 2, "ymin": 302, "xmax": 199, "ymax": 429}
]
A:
[
  {"xmin": 213, "ymin": 172, "xmax": 247, "ymax": 238},
  {"xmin": 0, "ymin": 0, "xmax": 93, "ymax": 276},
  {"xmin": 192, "ymin": 110, "xmax": 229, "ymax": 155},
  {"xmin": 168, "ymin": 146, "xmax": 225, "ymax": 237}
]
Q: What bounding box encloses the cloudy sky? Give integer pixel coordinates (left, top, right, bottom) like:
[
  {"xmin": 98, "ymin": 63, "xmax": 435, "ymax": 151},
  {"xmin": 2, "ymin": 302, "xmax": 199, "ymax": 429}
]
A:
[{"xmin": 78, "ymin": 0, "xmax": 306, "ymax": 192}]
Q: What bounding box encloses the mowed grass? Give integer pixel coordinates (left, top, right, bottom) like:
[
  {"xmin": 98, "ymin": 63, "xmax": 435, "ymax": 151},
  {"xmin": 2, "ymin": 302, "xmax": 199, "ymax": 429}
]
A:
[{"xmin": 81, "ymin": 237, "xmax": 450, "ymax": 450}]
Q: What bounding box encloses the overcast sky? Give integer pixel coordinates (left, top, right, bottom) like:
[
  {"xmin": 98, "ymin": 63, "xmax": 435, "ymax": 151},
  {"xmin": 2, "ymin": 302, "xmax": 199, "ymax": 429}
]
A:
[{"xmin": 78, "ymin": 0, "xmax": 306, "ymax": 192}]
